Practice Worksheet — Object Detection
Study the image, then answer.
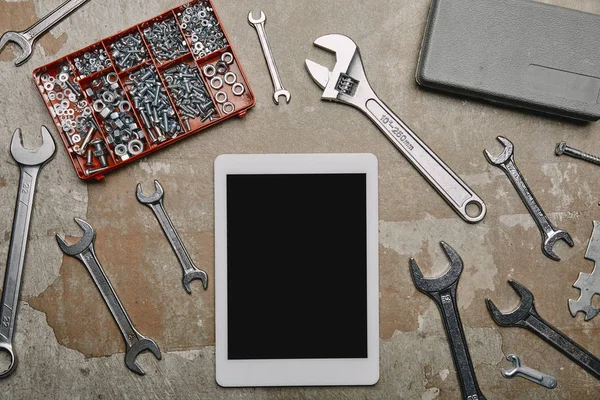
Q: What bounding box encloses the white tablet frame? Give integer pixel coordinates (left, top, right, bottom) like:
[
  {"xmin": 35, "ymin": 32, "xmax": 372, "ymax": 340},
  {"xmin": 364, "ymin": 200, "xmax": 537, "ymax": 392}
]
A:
[{"xmin": 214, "ymin": 153, "xmax": 379, "ymax": 387}]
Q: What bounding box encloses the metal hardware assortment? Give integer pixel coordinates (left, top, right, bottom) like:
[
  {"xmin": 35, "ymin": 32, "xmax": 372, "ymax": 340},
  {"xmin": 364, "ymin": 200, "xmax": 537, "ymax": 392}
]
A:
[
  {"xmin": 569, "ymin": 221, "xmax": 600, "ymax": 320},
  {"xmin": 556, "ymin": 141, "xmax": 600, "ymax": 166},
  {"xmin": 0, "ymin": 127, "xmax": 55, "ymax": 379},
  {"xmin": 110, "ymin": 32, "xmax": 150, "ymax": 72},
  {"xmin": 501, "ymin": 354, "xmax": 557, "ymax": 389},
  {"xmin": 143, "ymin": 18, "xmax": 188, "ymax": 63},
  {"xmin": 73, "ymin": 46, "xmax": 112, "ymax": 77},
  {"xmin": 177, "ymin": 1, "xmax": 228, "ymax": 58},
  {"xmin": 202, "ymin": 52, "xmax": 242, "ymax": 115}
]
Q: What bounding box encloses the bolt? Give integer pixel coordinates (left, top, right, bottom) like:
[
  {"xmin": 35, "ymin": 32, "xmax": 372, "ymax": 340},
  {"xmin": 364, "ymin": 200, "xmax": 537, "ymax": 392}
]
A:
[
  {"xmin": 85, "ymin": 166, "xmax": 109, "ymax": 176},
  {"xmin": 555, "ymin": 141, "xmax": 600, "ymax": 166},
  {"xmin": 90, "ymin": 138, "xmax": 108, "ymax": 168},
  {"xmin": 85, "ymin": 149, "xmax": 94, "ymax": 167}
]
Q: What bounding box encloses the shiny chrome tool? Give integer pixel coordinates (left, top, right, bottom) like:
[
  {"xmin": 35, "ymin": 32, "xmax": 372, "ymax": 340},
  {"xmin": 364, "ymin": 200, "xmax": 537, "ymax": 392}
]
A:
[
  {"xmin": 0, "ymin": 127, "xmax": 55, "ymax": 378},
  {"xmin": 305, "ymin": 34, "xmax": 485, "ymax": 223},
  {"xmin": 569, "ymin": 221, "xmax": 600, "ymax": 320},
  {"xmin": 501, "ymin": 354, "xmax": 557, "ymax": 389}
]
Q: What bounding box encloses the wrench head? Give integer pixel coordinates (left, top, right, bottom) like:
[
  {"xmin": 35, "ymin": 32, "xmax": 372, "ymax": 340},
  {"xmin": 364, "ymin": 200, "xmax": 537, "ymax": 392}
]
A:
[
  {"xmin": 183, "ymin": 269, "xmax": 209, "ymax": 294},
  {"xmin": 247, "ymin": 10, "xmax": 266, "ymax": 25},
  {"xmin": 486, "ymin": 280, "xmax": 535, "ymax": 327},
  {"xmin": 0, "ymin": 343, "xmax": 17, "ymax": 379},
  {"xmin": 56, "ymin": 218, "xmax": 96, "ymax": 256},
  {"xmin": 0, "ymin": 31, "xmax": 33, "ymax": 67},
  {"xmin": 543, "ymin": 230, "xmax": 574, "ymax": 261},
  {"xmin": 10, "ymin": 126, "xmax": 56, "ymax": 167},
  {"xmin": 410, "ymin": 242, "xmax": 463, "ymax": 294},
  {"xmin": 501, "ymin": 354, "xmax": 521, "ymax": 378},
  {"xmin": 484, "ymin": 136, "xmax": 514, "ymax": 166},
  {"xmin": 136, "ymin": 180, "xmax": 164, "ymax": 205},
  {"xmin": 273, "ymin": 89, "xmax": 291, "ymax": 105},
  {"xmin": 125, "ymin": 336, "xmax": 161, "ymax": 376}
]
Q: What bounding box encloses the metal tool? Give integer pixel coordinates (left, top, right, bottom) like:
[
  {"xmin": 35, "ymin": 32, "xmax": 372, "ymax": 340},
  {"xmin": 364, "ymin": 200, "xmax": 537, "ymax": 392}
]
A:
[
  {"xmin": 501, "ymin": 354, "xmax": 557, "ymax": 389},
  {"xmin": 410, "ymin": 242, "xmax": 486, "ymax": 400},
  {"xmin": 484, "ymin": 136, "xmax": 573, "ymax": 260},
  {"xmin": 0, "ymin": 0, "xmax": 90, "ymax": 66},
  {"xmin": 487, "ymin": 280, "xmax": 600, "ymax": 381},
  {"xmin": 0, "ymin": 127, "xmax": 55, "ymax": 379},
  {"xmin": 569, "ymin": 221, "xmax": 600, "ymax": 320},
  {"xmin": 248, "ymin": 11, "xmax": 291, "ymax": 105},
  {"xmin": 136, "ymin": 180, "xmax": 208, "ymax": 294},
  {"xmin": 556, "ymin": 141, "xmax": 600, "ymax": 166},
  {"xmin": 305, "ymin": 34, "xmax": 486, "ymax": 223},
  {"xmin": 56, "ymin": 218, "xmax": 161, "ymax": 375}
]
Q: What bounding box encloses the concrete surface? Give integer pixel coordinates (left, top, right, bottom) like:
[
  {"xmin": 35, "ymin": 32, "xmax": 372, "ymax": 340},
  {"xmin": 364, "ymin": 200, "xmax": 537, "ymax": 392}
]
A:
[{"xmin": 0, "ymin": 0, "xmax": 599, "ymax": 398}]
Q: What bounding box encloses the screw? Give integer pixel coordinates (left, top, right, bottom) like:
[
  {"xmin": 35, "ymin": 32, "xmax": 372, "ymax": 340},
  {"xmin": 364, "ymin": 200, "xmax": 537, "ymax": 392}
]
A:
[
  {"xmin": 556, "ymin": 141, "xmax": 600, "ymax": 166},
  {"xmin": 85, "ymin": 166, "xmax": 109, "ymax": 176},
  {"xmin": 90, "ymin": 138, "xmax": 108, "ymax": 168},
  {"xmin": 85, "ymin": 149, "xmax": 94, "ymax": 167}
]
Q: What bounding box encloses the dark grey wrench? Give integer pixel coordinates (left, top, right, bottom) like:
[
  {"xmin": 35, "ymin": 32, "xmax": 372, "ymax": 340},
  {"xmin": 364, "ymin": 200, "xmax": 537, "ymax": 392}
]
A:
[
  {"xmin": 0, "ymin": 127, "xmax": 55, "ymax": 379},
  {"xmin": 487, "ymin": 280, "xmax": 600, "ymax": 381},
  {"xmin": 56, "ymin": 218, "xmax": 161, "ymax": 375},
  {"xmin": 0, "ymin": 0, "xmax": 90, "ymax": 66},
  {"xmin": 136, "ymin": 180, "xmax": 208, "ymax": 293},
  {"xmin": 410, "ymin": 242, "xmax": 486, "ymax": 400},
  {"xmin": 484, "ymin": 136, "xmax": 573, "ymax": 260}
]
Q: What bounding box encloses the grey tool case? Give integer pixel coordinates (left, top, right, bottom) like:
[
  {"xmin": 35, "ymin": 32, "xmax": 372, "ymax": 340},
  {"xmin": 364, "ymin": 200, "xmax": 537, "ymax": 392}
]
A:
[{"xmin": 416, "ymin": 0, "xmax": 600, "ymax": 122}]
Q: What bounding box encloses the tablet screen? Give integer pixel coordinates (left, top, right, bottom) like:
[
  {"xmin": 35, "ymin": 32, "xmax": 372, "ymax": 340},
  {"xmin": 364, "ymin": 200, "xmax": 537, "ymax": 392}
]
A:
[{"xmin": 226, "ymin": 173, "xmax": 368, "ymax": 360}]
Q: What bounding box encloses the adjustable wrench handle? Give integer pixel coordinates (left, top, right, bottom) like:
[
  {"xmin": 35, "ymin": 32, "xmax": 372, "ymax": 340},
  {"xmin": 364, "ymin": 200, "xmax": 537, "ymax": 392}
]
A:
[
  {"xmin": 363, "ymin": 95, "xmax": 485, "ymax": 223},
  {"xmin": 23, "ymin": 0, "xmax": 90, "ymax": 43},
  {"xmin": 434, "ymin": 286, "xmax": 486, "ymax": 400},
  {"xmin": 524, "ymin": 313, "xmax": 600, "ymax": 380},
  {"xmin": 77, "ymin": 247, "xmax": 141, "ymax": 349}
]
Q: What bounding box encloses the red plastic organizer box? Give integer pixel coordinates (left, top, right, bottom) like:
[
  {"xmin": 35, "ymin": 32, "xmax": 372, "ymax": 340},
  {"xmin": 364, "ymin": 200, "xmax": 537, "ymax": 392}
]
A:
[{"xmin": 33, "ymin": 0, "xmax": 255, "ymax": 181}]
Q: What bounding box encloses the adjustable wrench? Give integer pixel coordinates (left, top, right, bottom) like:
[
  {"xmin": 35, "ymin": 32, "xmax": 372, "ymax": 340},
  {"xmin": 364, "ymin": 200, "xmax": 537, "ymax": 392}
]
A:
[
  {"xmin": 306, "ymin": 34, "xmax": 486, "ymax": 223},
  {"xmin": 501, "ymin": 354, "xmax": 557, "ymax": 389},
  {"xmin": 248, "ymin": 11, "xmax": 291, "ymax": 105},
  {"xmin": 488, "ymin": 280, "xmax": 600, "ymax": 381},
  {"xmin": 0, "ymin": 127, "xmax": 55, "ymax": 378},
  {"xmin": 410, "ymin": 242, "xmax": 486, "ymax": 400},
  {"xmin": 485, "ymin": 136, "xmax": 573, "ymax": 260},
  {"xmin": 136, "ymin": 180, "xmax": 208, "ymax": 294},
  {"xmin": 0, "ymin": 0, "xmax": 90, "ymax": 66},
  {"xmin": 56, "ymin": 218, "xmax": 161, "ymax": 375}
]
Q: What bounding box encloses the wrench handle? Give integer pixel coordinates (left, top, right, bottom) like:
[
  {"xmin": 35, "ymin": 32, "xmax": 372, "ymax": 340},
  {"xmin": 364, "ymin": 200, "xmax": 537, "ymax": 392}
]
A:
[
  {"xmin": 251, "ymin": 22, "xmax": 284, "ymax": 92},
  {"xmin": 23, "ymin": 0, "xmax": 90, "ymax": 42},
  {"xmin": 363, "ymin": 96, "xmax": 485, "ymax": 223},
  {"xmin": 434, "ymin": 287, "xmax": 486, "ymax": 400},
  {"xmin": 525, "ymin": 313, "xmax": 600, "ymax": 380},
  {"xmin": 0, "ymin": 166, "xmax": 40, "ymax": 344},
  {"xmin": 78, "ymin": 247, "xmax": 140, "ymax": 349}
]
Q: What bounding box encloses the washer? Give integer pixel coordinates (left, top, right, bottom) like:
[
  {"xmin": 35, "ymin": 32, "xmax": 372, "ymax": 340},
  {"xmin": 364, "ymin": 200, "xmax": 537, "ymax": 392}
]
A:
[
  {"xmin": 58, "ymin": 72, "xmax": 69, "ymax": 82},
  {"xmin": 221, "ymin": 52, "xmax": 234, "ymax": 65},
  {"xmin": 203, "ymin": 64, "xmax": 216, "ymax": 78},
  {"xmin": 128, "ymin": 139, "xmax": 144, "ymax": 155},
  {"xmin": 211, "ymin": 77, "xmax": 223, "ymax": 90},
  {"xmin": 224, "ymin": 72, "xmax": 237, "ymax": 85},
  {"xmin": 232, "ymin": 83, "xmax": 245, "ymax": 96},
  {"xmin": 222, "ymin": 101, "xmax": 235, "ymax": 114},
  {"xmin": 215, "ymin": 91, "xmax": 228, "ymax": 104}
]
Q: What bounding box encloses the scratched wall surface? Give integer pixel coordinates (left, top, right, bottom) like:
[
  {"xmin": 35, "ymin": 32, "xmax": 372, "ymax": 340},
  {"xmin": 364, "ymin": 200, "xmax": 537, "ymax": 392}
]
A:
[{"xmin": 0, "ymin": 0, "xmax": 599, "ymax": 398}]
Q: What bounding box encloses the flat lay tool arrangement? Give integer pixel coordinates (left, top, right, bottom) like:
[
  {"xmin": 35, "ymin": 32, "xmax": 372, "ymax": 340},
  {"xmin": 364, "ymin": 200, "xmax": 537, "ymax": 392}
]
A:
[{"xmin": 0, "ymin": 0, "xmax": 599, "ymax": 397}]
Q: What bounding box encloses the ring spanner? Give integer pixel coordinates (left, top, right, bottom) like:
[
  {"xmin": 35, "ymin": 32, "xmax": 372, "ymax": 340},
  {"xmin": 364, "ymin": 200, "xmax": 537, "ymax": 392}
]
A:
[
  {"xmin": 306, "ymin": 34, "xmax": 486, "ymax": 223},
  {"xmin": 56, "ymin": 218, "xmax": 161, "ymax": 375},
  {"xmin": 0, "ymin": 127, "xmax": 55, "ymax": 379}
]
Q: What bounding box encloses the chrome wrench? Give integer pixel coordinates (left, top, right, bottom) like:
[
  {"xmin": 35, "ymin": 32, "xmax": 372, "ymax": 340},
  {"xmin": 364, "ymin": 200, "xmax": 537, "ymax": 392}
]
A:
[
  {"xmin": 0, "ymin": 127, "xmax": 55, "ymax": 378},
  {"xmin": 248, "ymin": 11, "xmax": 291, "ymax": 105},
  {"xmin": 136, "ymin": 180, "xmax": 208, "ymax": 294},
  {"xmin": 56, "ymin": 218, "xmax": 161, "ymax": 375},
  {"xmin": 0, "ymin": 0, "xmax": 91, "ymax": 66},
  {"xmin": 484, "ymin": 136, "xmax": 573, "ymax": 260},
  {"xmin": 501, "ymin": 354, "xmax": 557, "ymax": 389},
  {"xmin": 305, "ymin": 34, "xmax": 486, "ymax": 223}
]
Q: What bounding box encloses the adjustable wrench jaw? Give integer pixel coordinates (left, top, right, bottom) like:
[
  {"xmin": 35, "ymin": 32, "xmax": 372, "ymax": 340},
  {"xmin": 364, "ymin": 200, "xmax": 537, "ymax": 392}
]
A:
[
  {"xmin": 56, "ymin": 218, "xmax": 96, "ymax": 257},
  {"xmin": 125, "ymin": 336, "xmax": 162, "ymax": 376},
  {"xmin": 10, "ymin": 127, "xmax": 56, "ymax": 167},
  {"xmin": 486, "ymin": 280, "xmax": 536, "ymax": 328},
  {"xmin": 410, "ymin": 242, "xmax": 463, "ymax": 294}
]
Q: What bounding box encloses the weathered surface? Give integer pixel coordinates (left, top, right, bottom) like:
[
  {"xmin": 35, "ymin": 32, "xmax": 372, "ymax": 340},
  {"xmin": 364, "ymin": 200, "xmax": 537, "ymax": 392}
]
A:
[{"xmin": 0, "ymin": 0, "xmax": 599, "ymax": 398}]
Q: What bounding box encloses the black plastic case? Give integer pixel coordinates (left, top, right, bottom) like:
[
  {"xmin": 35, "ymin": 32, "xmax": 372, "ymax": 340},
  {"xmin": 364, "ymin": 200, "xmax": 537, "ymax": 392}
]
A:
[{"xmin": 416, "ymin": 0, "xmax": 600, "ymax": 122}]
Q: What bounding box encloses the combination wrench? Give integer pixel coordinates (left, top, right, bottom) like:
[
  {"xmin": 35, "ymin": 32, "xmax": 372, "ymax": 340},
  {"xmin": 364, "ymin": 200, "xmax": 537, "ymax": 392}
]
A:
[
  {"xmin": 248, "ymin": 11, "xmax": 291, "ymax": 105},
  {"xmin": 410, "ymin": 242, "xmax": 486, "ymax": 400},
  {"xmin": 501, "ymin": 354, "xmax": 557, "ymax": 389},
  {"xmin": 136, "ymin": 180, "xmax": 208, "ymax": 294},
  {"xmin": 0, "ymin": 0, "xmax": 91, "ymax": 66},
  {"xmin": 488, "ymin": 280, "xmax": 600, "ymax": 381},
  {"xmin": 56, "ymin": 218, "xmax": 161, "ymax": 375},
  {"xmin": 485, "ymin": 136, "xmax": 573, "ymax": 260},
  {"xmin": 305, "ymin": 34, "xmax": 486, "ymax": 223},
  {"xmin": 0, "ymin": 127, "xmax": 55, "ymax": 378}
]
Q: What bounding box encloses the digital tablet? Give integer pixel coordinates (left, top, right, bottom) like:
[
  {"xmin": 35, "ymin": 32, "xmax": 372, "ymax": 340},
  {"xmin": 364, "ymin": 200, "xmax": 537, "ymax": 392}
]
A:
[{"xmin": 214, "ymin": 153, "xmax": 379, "ymax": 387}]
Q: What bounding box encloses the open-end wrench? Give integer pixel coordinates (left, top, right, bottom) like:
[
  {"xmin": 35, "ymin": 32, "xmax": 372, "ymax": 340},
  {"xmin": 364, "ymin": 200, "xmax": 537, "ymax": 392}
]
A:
[
  {"xmin": 136, "ymin": 180, "xmax": 208, "ymax": 294},
  {"xmin": 305, "ymin": 34, "xmax": 486, "ymax": 223},
  {"xmin": 569, "ymin": 221, "xmax": 600, "ymax": 320},
  {"xmin": 410, "ymin": 242, "xmax": 486, "ymax": 400},
  {"xmin": 0, "ymin": 0, "xmax": 90, "ymax": 66},
  {"xmin": 0, "ymin": 127, "xmax": 55, "ymax": 379},
  {"xmin": 488, "ymin": 280, "xmax": 600, "ymax": 381},
  {"xmin": 501, "ymin": 354, "xmax": 557, "ymax": 389},
  {"xmin": 484, "ymin": 136, "xmax": 573, "ymax": 260},
  {"xmin": 56, "ymin": 218, "xmax": 161, "ymax": 375},
  {"xmin": 248, "ymin": 11, "xmax": 291, "ymax": 105}
]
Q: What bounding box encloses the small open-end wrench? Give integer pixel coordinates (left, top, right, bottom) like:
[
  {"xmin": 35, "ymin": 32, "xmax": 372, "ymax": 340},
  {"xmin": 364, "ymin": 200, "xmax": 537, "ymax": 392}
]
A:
[
  {"xmin": 305, "ymin": 34, "xmax": 486, "ymax": 223},
  {"xmin": 248, "ymin": 11, "xmax": 291, "ymax": 105},
  {"xmin": 569, "ymin": 221, "xmax": 600, "ymax": 320},
  {"xmin": 0, "ymin": 0, "xmax": 90, "ymax": 66},
  {"xmin": 501, "ymin": 354, "xmax": 557, "ymax": 389},
  {"xmin": 56, "ymin": 218, "xmax": 161, "ymax": 375},
  {"xmin": 410, "ymin": 242, "xmax": 486, "ymax": 400},
  {"xmin": 488, "ymin": 280, "xmax": 600, "ymax": 381},
  {"xmin": 0, "ymin": 127, "xmax": 55, "ymax": 379},
  {"xmin": 484, "ymin": 136, "xmax": 573, "ymax": 261},
  {"xmin": 136, "ymin": 180, "xmax": 208, "ymax": 294}
]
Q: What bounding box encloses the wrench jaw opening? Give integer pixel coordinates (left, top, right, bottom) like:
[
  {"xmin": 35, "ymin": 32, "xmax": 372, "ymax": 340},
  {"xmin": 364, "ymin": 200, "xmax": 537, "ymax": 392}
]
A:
[
  {"xmin": 410, "ymin": 242, "xmax": 463, "ymax": 294},
  {"xmin": 0, "ymin": 343, "xmax": 17, "ymax": 379},
  {"xmin": 55, "ymin": 218, "xmax": 96, "ymax": 257},
  {"xmin": 486, "ymin": 280, "xmax": 535, "ymax": 328},
  {"xmin": 183, "ymin": 270, "xmax": 209, "ymax": 294},
  {"xmin": 10, "ymin": 126, "xmax": 56, "ymax": 167},
  {"xmin": 501, "ymin": 354, "xmax": 522, "ymax": 378},
  {"xmin": 125, "ymin": 336, "xmax": 162, "ymax": 376},
  {"xmin": 136, "ymin": 181, "xmax": 164, "ymax": 205},
  {"xmin": 0, "ymin": 32, "xmax": 33, "ymax": 67},
  {"xmin": 483, "ymin": 136, "xmax": 514, "ymax": 167},
  {"xmin": 543, "ymin": 230, "xmax": 574, "ymax": 261}
]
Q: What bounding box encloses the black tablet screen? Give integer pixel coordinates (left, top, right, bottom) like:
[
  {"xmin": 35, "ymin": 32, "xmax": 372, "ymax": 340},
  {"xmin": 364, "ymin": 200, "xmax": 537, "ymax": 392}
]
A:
[{"xmin": 227, "ymin": 174, "xmax": 368, "ymax": 360}]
